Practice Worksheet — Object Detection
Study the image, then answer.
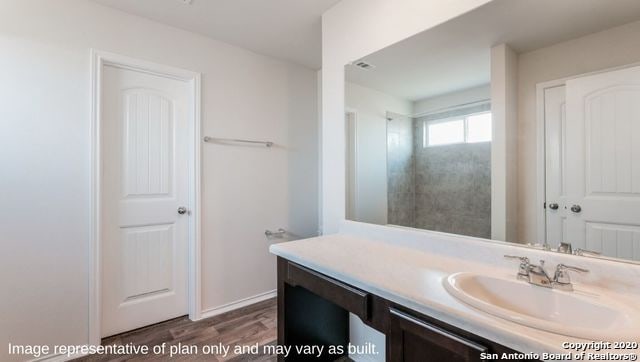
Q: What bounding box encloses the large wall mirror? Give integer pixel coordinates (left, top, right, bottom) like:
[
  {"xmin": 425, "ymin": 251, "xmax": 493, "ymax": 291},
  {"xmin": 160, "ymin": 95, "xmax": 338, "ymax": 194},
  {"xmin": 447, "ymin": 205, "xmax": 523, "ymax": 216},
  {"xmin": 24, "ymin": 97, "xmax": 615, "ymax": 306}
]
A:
[{"xmin": 344, "ymin": 0, "xmax": 640, "ymax": 264}]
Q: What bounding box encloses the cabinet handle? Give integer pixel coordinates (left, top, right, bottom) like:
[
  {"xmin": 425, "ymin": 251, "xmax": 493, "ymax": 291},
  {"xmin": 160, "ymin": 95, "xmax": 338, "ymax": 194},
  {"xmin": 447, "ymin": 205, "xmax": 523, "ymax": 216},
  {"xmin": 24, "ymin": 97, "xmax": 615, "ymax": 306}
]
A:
[
  {"xmin": 389, "ymin": 308, "xmax": 487, "ymax": 353},
  {"xmin": 289, "ymin": 264, "xmax": 368, "ymax": 297},
  {"xmin": 287, "ymin": 263, "xmax": 370, "ymax": 320}
]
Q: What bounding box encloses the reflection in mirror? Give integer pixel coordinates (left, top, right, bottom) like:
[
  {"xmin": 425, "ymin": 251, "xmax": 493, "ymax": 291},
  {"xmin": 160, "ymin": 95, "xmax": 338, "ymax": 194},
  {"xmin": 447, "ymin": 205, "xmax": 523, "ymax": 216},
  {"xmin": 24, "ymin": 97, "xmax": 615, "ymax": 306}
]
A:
[
  {"xmin": 386, "ymin": 89, "xmax": 492, "ymax": 239},
  {"xmin": 345, "ymin": 0, "xmax": 640, "ymax": 263}
]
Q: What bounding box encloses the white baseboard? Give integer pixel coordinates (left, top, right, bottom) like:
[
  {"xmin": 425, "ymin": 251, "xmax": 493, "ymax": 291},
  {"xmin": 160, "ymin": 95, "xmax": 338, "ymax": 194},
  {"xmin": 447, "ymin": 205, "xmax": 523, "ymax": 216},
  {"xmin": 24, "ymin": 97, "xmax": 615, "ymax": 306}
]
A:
[{"xmin": 199, "ymin": 289, "xmax": 277, "ymax": 320}]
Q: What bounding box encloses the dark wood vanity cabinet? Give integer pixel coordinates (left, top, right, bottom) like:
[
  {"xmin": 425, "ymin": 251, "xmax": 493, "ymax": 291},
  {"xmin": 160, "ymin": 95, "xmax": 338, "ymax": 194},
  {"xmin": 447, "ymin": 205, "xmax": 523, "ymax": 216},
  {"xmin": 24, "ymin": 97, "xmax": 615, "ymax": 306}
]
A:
[{"xmin": 278, "ymin": 257, "xmax": 535, "ymax": 362}]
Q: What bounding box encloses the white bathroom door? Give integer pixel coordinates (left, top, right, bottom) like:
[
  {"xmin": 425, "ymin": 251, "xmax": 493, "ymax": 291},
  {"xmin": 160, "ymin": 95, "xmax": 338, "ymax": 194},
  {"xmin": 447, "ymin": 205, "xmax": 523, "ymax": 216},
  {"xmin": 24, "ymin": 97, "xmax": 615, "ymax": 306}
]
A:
[
  {"xmin": 565, "ymin": 65, "xmax": 640, "ymax": 261},
  {"xmin": 544, "ymin": 85, "xmax": 567, "ymax": 249},
  {"xmin": 101, "ymin": 64, "xmax": 190, "ymax": 337}
]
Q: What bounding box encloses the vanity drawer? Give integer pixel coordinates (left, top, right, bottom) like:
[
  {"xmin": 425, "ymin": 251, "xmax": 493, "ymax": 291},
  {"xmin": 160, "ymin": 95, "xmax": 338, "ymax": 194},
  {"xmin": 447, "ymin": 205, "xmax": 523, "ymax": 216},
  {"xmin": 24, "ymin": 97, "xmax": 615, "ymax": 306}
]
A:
[
  {"xmin": 286, "ymin": 262, "xmax": 370, "ymax": 321},
  {"xmin": 388, "ymin": 307, "xmax": 487, "ymax": 362}
]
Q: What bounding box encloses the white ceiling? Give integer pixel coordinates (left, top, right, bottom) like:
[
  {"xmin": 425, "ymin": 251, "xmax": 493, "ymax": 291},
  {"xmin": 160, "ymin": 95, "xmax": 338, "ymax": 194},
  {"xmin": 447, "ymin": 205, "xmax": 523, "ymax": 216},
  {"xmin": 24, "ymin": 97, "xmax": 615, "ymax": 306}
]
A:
[
  {"xmin": 346, "ymin": 0, "xmax": 640, "ymax": 101},
  {"xmin": 91, "ymin": 0, "xmax": 341, "ymax": 69}
]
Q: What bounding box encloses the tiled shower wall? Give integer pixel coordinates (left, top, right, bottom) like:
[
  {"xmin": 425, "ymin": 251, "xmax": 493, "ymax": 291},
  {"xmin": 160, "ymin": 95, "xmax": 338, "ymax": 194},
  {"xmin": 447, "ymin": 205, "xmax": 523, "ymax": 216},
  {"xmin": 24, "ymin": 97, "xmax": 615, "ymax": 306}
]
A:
[
  {"xmin": 387, "ymin": 115, "xmax": 415, "ymax": 227},
  {"xmin": 387, "ymin": 116, "xmax": 491, "ymax": 239}
]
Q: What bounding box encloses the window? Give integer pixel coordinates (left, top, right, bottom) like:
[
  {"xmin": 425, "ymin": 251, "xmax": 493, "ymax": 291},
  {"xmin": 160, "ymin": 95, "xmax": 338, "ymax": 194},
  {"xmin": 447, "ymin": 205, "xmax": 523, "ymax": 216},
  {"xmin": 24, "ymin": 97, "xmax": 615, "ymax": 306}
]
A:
[
  {"xmin": 423, "ymin": 111, "xmax": 492, "ymax": 147},
  {"xmin": 467, "ymin": 112, "xmax": 492, "ymax": 143},
  {"xmin": 427, "ymin": 119, "xmax": 464, "ymax": 146}
]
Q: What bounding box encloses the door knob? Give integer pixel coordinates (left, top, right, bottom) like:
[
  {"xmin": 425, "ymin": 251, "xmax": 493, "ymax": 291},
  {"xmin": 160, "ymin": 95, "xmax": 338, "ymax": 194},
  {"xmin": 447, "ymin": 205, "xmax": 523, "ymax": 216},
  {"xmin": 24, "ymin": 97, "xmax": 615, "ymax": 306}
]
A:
[
  {"xmin": 177, "ymin": 206, "xmax": 188, "ymax": 215},
  {"xmin": 570, "ymin": 204, "xmax": 582, "ymax": 213},
  {"xmin": 548, "ymin": 202, "xmax": 559, "ymax": 210}
]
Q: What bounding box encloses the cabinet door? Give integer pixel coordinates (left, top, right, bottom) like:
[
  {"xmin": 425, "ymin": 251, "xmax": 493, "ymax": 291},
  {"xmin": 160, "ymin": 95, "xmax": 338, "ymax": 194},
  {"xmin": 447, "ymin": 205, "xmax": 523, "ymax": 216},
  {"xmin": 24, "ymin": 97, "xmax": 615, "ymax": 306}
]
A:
[{"xmin": 388, "ymin": 308, "xmax": 487, "ymax": 362}]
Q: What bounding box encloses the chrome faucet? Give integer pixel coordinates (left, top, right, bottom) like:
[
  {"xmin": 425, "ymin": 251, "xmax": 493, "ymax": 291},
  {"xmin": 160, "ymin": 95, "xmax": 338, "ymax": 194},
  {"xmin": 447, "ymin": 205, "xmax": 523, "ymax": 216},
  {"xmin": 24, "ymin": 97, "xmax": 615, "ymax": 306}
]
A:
[
  {"xmin": 504, "ymin": 255, "xmax": 589, "ymax": 291},
  {"xmin": 551, "ymin": 241, "xmax": 602, "ymax": 257},
  {"xmin": 527, "ymin": 260, "xmax": 554, "ymax": 288}
]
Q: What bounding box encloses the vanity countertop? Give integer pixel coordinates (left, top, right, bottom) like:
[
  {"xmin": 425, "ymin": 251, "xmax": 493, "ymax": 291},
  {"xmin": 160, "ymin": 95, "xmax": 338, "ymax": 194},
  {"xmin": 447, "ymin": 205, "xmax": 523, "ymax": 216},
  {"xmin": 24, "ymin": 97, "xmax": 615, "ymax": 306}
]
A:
[{"xmin": 269, "ymin": 233, "xmax": 640, "ymax": 359}]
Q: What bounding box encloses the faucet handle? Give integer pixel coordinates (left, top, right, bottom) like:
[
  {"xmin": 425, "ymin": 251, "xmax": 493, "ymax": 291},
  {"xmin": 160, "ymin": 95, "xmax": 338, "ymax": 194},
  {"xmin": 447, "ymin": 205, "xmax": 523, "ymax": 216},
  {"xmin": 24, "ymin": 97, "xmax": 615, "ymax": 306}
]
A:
[
  {"xmin": 574, "ymin": 248, "xmax": 601, "ymax": 257},
  {"xmin": 504, "ymin": 255, "xmax": 530, "ymax": 280},
  {"xmin": 504, "ymin": 255, "xmax": 530, "ymax": 264},
  {"xmin": 556, "ymin": 264, "xmax": 589, "ymax": 274},
  {"xmin": 553, "ymin": 264, "xmax": 589, "ymax": 291}
]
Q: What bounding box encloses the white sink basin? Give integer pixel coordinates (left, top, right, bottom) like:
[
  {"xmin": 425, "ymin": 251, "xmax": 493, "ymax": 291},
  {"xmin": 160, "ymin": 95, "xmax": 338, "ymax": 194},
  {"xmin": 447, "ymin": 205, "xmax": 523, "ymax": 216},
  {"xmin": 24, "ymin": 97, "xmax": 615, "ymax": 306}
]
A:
[{"xmin": 444, "ymin": 272, "xmax": 640, "ymax": 340}]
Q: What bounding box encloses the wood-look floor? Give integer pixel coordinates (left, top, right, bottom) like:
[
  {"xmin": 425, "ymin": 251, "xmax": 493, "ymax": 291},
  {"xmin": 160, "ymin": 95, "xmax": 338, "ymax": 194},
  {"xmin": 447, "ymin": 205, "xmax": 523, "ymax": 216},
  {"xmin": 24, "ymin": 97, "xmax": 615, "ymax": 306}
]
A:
[{"xmin": 76, "ymin": 298, "xmax": 277, "ymax": 361}]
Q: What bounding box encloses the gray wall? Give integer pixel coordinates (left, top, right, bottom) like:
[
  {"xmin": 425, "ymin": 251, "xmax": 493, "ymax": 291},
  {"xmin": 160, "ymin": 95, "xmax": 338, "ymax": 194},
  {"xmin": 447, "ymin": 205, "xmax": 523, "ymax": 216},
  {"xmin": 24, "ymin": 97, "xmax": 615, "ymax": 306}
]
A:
[{"xmin": 387, "ymin": 117, "xmax": 491, "ymax": 239}]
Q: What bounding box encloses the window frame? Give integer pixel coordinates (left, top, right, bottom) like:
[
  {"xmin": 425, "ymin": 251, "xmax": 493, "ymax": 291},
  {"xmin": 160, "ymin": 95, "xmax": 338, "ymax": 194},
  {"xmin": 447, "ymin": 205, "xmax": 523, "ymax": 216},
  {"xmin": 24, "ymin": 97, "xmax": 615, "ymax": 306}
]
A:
[{"xmin": 423, "ymin": 110, "xmax": 492, "ymax": 147}]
